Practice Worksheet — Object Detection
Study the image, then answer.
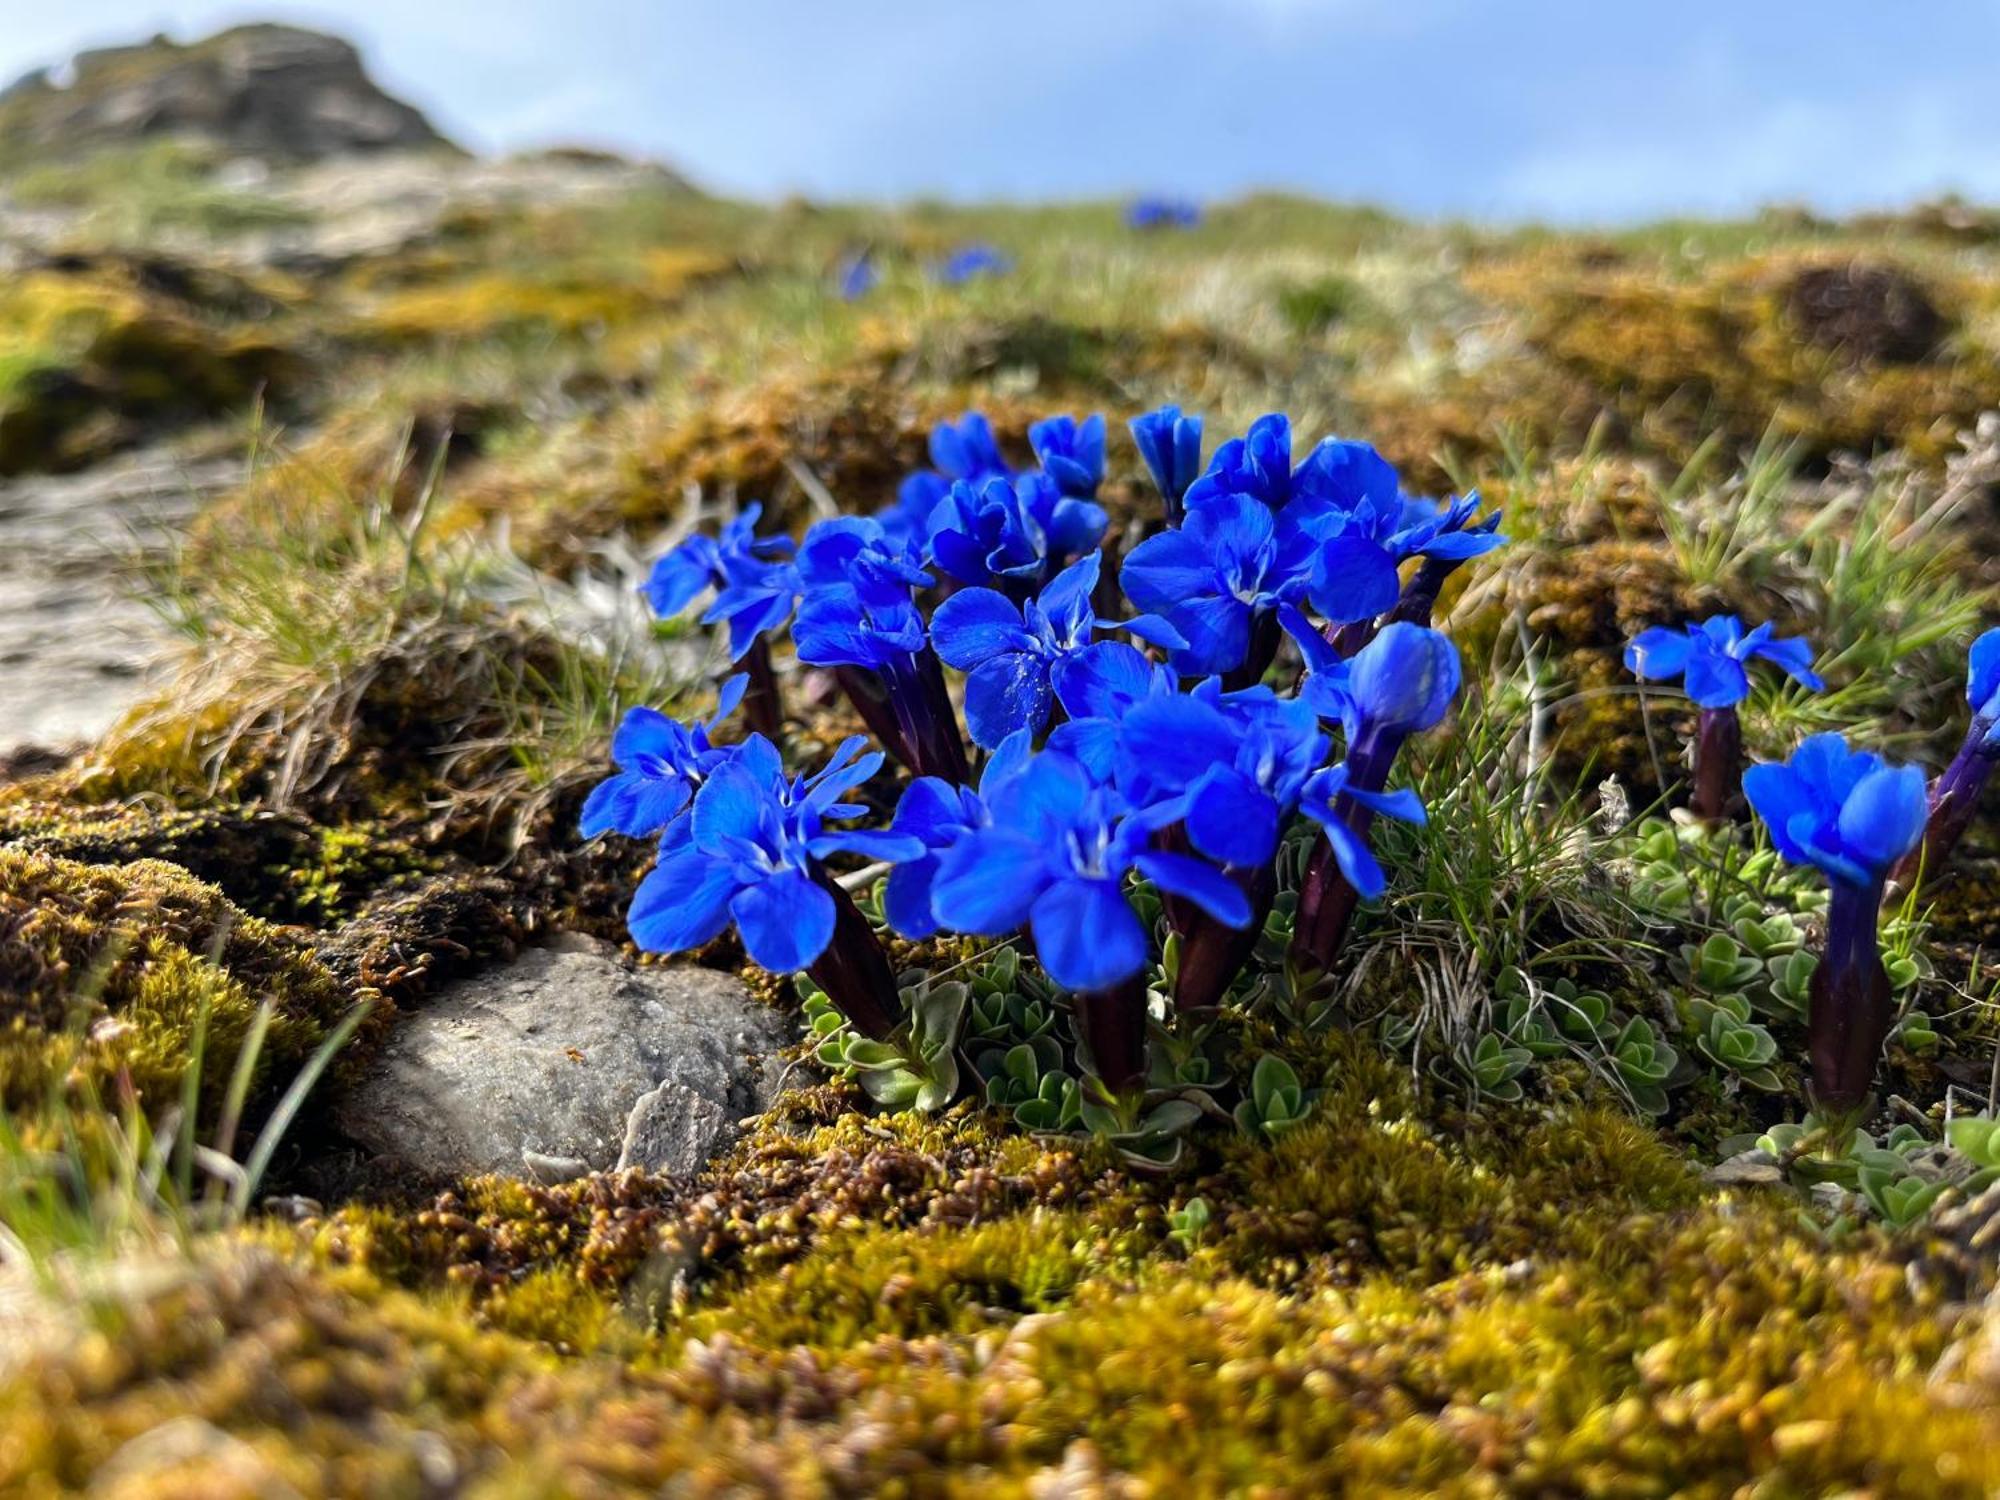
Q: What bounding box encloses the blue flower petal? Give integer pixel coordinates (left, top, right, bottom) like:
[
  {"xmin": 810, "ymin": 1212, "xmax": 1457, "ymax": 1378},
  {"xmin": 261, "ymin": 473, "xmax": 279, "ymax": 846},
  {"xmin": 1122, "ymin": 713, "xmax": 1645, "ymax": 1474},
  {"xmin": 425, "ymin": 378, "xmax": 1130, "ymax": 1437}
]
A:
[
  {"xmin": 1308, "ymin": 536, "xmax": 1402, "ymax": 625},
  {"xmin": 627, "ymin": 845, "xmax": 739, "ymax": 953},
  {"xmin": 1135, "ymin": 849, "xmax": 1254, "ymax": 927},
  {"xmin": 729, "ymin": 869, "xmax": 836, "ymax": 973},
  {"xmin": 1030, "ymin": 876, "xmax": 1148, "ymax": 991},
  {"xmin": 931, "ymin": 832, "xmax": 1048, "ymax": 933},
  {"xmin": 930, "ymin": 587, "xmax": 1033, "ymax": 669},
  {"xmin": 1835, "ymin": 764, "xmax": 1929, "ymax": 877},
  {"xmin": 963, "ymin": 652, "xmax": 1054, "ymax": 748},
  {"xmin": 1682, "ymin": 645, "xmax": 1751, "ymax": 709}
]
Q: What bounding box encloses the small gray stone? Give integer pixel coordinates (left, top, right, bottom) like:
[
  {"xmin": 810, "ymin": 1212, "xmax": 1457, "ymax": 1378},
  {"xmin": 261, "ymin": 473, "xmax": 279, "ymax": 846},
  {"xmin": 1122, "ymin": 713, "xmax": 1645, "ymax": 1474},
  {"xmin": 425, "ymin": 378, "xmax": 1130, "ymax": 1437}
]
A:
[
  {"xmin": 335, "ymin": 941, "xmax": 795, "ymax": 1182},
  {"xmin": 618, "ymin": 1081, "xmax": 731, "ymax": 1176},
  {"xmin": 1704, "ymin": 1150, "xmax": 1785, "ymax": 1187}
]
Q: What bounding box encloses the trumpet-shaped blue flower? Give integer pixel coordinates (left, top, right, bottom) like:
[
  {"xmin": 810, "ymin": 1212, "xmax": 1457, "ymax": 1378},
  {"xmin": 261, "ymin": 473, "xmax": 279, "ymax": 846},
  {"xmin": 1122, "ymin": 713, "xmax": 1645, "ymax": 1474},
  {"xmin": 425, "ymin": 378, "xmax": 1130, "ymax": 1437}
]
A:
[
  {"xmin": 791, "ymin": 518, "xmax": 932, "ymax": 671},
  {"xmin": 1284, "ymin": 610, "xmax": 1460, "ymax": 746},
  {"xmin": 881, "ymin": 730, "xmax": 1034, "ymax": 939},
  {"xmin": 580, "ymin": 676, "xmax": 748, "ymax": 841},
  {"xmin": 1968, "ymin": 627, "xmax": 2000, "ymax": 744},
  {"xmin": 836, "ymin": 252, "xmax": 877, "ymax": 301},
  {"xmin": 1282, "ymin": 448, "xmax": 1507, "ymax": 626},
  {"xmin": 935, "ymin": 244, "xmax": 1011, "ymax": 285},
  {"xmin": 927, "ymin": 472, "xmax": 1107, "ymax": 592},
  {"xmin": 929, "ymin": 413, "xmax": 1013, "ymax": 485},
  {"xmin": 1287, "ymin": 619, "xmax": 1459, "ymax": 969},
  {"xmin": 1625, "ymin": 615, "xmax": 1824, "ymax": 709},
  {"xmin": 1129, "ymin": 404, "xmax": 1204, "ymax": 516},
  {"xmin": 929, "ymin": 750, "xmax": 1250, "ymax": 992},
  {"xmin": 626, "ymin": 735, "xmax": 922, "ymax": 974},
  {"xmin": 643, "ymin": 503, "xmax": 795, "ymax": 629},
  {"xmin": 1903, "ymin": 627, "xmax": 2000, "ymax": 886},
  {"xmin": 1043, "ymin": 640, "xmax": 1181, "ymax": 778},
  {"xmin": 1745, "ymin": 733, "xmax": 1928, "ymax": 892},
  {"xmin": 1744, "ymin": 732, "xmax": 1928, "ymax": 1113},
  {"xmin": 1299, "ymin": 761, "xmax": 1428, "ymax": 900},
  {"xmin": 1181, "ymin": 413, "xmax": 1299, "ymax": 512},
  {"xmin": 1114, "ymin": 686, "xmax": 1326, "ymax": 867},
  {"xmin": 1127, "ymin": 197, "xmax": 1202, "ymax": 230},
  {"xmin": 1119, "ymin": 492, "xmax": 1317, "ymax": 675},
  {"xmin": 1028, "ymin": 413, "xmax": 1106, "ymax": 498},
  {"xmin": 929, "ymin": 553, "xmax": 1184, "ymax": 747}
]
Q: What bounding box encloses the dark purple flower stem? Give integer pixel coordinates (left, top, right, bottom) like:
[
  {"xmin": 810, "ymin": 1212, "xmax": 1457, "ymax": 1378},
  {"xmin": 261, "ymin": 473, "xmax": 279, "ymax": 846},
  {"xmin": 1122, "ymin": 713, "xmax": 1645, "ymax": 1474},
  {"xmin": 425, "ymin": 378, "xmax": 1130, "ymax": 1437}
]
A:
[
  {"xmin": 889, "ymin": 646, "xmax": 971, "ymax": 784},
  {"xmin": 1291, "ymin": 725, "xmax": 1407, "ymax": 973},
  {"xmin": 1071, "ymin": 971, "xmax": 1150, "ymax": 1096},
  {"xmin": 805, "ymin": 867, "xmax": 902, "ymax": 1043},
  {"xmin": 1386, "ymin": 556, "xmax": 1461, "ymax": 629},
  {"xmin": 1690, "ymin": 706, "xmax": 1741, "ymax": 822},
  {"xmin": 832, "ymin": 664, "xmax": 916, "ymax": 766},
  {"xmin": 741, "ymin": 637, "xmax": 784, "ymax": 742},
  {"xmin": 1328, "ymin": 619, "xmax": 1377, "ymax": 659},
  {"xmin": 1808, "ymin": 877, "xmax": 1895, "ymax": 1119},
  {"xmin": 1174, "ymin": 860, "xmax": 1278, "ymax": 1015},
  {"xmin": 1892, "ymin": 716, "xmax": 1997, "ymax": 890},
  {"xmin": 1222, "ymin": 609, "xmax": 1283, "ymax": 692}
]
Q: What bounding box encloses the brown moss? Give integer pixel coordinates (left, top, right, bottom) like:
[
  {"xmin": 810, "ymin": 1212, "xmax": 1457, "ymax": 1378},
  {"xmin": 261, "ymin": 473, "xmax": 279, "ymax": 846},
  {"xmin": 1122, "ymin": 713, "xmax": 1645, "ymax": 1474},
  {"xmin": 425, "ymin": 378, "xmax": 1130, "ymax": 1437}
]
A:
[{"xmin": 1471, "ymin": 250, "xmax": 2000, "ymax": 466}]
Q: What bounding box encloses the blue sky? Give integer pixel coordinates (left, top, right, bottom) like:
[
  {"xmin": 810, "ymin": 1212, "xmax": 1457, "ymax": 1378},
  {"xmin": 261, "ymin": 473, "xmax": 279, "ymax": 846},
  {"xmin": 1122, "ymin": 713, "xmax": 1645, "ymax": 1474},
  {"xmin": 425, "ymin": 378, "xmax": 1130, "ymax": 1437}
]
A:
[{"xmin": 8, "ymin": 1, "xmax": 2000, "ymax": 223}]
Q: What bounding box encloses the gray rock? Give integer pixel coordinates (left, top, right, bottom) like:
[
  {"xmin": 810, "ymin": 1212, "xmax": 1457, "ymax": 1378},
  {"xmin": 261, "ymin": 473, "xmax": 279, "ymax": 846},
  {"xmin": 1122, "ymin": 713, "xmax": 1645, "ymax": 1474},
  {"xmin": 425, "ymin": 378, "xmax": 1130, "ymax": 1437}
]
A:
[
  {"xmin": 0, "ymin": 25, "xmax": 454, "ymax": 165},
  {"xmin": 0, "ymin": 445, "xmax": 236, "ymax": 758},
  {"xmin": 335, "ymin": 940, "xmax": 795, "ymax": 1182}
]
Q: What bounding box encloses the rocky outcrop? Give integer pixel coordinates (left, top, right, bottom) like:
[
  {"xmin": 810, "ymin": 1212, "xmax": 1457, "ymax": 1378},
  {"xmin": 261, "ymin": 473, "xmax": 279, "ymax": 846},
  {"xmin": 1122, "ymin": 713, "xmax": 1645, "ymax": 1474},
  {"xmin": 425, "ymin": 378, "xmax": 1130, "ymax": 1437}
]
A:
[
  {"xmin": 334, "ymin": 938, "xmax": 796, "ymax": 1182},
  {"xmin": 0, "ymin": 25, "xmax": 456, "ymax": 165}
]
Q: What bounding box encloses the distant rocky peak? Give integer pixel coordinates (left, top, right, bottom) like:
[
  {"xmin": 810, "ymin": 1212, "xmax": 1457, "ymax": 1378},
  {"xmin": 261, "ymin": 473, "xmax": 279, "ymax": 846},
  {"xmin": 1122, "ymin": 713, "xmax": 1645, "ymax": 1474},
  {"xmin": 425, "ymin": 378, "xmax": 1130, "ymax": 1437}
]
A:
[{"xmin": 0, "ymin": 23, "xmax": 459, "ymax": 165}]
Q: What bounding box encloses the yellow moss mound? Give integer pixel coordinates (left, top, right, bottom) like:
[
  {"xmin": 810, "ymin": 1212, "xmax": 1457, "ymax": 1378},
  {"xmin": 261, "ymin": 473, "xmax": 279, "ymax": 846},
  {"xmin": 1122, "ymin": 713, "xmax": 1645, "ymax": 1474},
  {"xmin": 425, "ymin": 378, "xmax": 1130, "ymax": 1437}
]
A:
[{"xmin": 0, "ymin": 847, "xmax": 347, "ymax": 1135}]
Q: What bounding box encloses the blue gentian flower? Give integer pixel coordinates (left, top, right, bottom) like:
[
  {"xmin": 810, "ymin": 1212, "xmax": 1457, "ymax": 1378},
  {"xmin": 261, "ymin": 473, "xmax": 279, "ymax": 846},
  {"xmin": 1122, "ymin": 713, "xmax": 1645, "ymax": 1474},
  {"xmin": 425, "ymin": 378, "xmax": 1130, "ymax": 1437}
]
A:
[
  {"xmin": 1129, "ymin": 404, "xmax": 1204, "ymax": 519},
  {"xmin": 1282, "ymin": 448, "xmax": 1506, "ymax": 628},
  {"xmin": 928, "ymin": 749, "xmax": 1250, "ymax": 993},
  {"xmin": 929, "ymin": 553, "xmax": 1184, "ymax": 747},
  {"xmin": 1903, "ymin": 627, "xmax": 2000, "ymax": 887},
  {"xmin": 927, "ymin": 472, "xmax": 1108, "ymax": 593},
  {"xmin": 935, "ymin": 244, "xmax": 1011, "ymax": 285},
  {"xmin": 643, "ymin": 503, "xmax": 794, "ymax": 622},
  {"xmin": 626, "ymin": 735, "xmax": 921, "ymax": 974},
  {"xmin": 791, "ymin": 518, "xmax": 931, "ymax": 671},
  {"xmin": 881, "ymin": 730, "xmax": 1034, "ymax": 939},
  {"xmin": 1967, "ymin": 627, "xmax": 2000, "ymax": 745},
  {"xmin": 1114, "ymin": 685, "xmax": 1327, "ymax": 869},
  {"xmin": 1028, "ymin": 413, "xmax": 1107, "ymax": 498},
  {"xmin": 1745, "ymin": 733, "xmax": 1928, "ymax": 893},
  {"xmin": 1744, "ymin": 731, "xmax": 1928, "ymax": 1114},
  {"xmin": 1625, "ymin": 615, "xmax": 1825, "ymax": 709},
  {"xmin": 1282, "ymin": 611, "xmax": 1459, "ymax": 747},
  {"xmin": 1181, "ymin": 413, "xmax": 1299, "ymax": 511},
  {"xmin": 1045, "ymin": 639, "xmax": 1181, "ymax": 778},
  {"xmin": 793, "ymin": 516, "xmax": 968, "ymax": 781},
  {"xmin": 877, "ymin": 471, "xmax": 948, "ymax": 551},
  {"xmin": 929, "ymin": 413, "xmax": 1013, "ymax": 484},
  {"xmin": 580, "ymin": 675, "xmax": 748, "ymax": 840},
  {"xmin": 836, "ymin": 252, "xmax": 878, "ymax": 301},
  {"xmin": 1288, "ymin": 621, "xmax": 1460, "ymax": 970},
  {"xmin": 1127, "ymin": 197, "xmax": 1202, "ymax": 230},
  {"xmin": 1119, "ymin": 492, "xmax": 1318, "ymax": 676}
]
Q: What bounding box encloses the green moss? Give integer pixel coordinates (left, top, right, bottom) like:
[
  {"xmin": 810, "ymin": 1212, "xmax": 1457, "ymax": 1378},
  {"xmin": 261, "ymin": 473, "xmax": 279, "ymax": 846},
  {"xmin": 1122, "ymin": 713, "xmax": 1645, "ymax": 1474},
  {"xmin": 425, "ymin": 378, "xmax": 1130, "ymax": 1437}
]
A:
[
  {"xmin": 0, "ymin": 801, "xmax": 437, "ymax": 927},
  {"xmin": 0, "ymin": 847, "xmax": 348, "ymax": 1138}
]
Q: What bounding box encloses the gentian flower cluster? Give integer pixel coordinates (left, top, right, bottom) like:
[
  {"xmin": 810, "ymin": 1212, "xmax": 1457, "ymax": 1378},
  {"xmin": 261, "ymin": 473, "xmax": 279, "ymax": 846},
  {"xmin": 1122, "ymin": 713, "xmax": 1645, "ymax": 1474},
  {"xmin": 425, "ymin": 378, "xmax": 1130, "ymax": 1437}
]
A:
[
  {"xmin": 597, "ymin": 405, "xmax": 1503, "ymax": 1105},
  {"xmin": 1745, "ymin": 734, "xmax": 1927, "ymax": 1115},
  {"xmin": 934, "ymin": 244, "xmax": 1010, "ymax": 285},
  {"xmin": 1626, "ymin": 614, "xmax": 1824, "ymax": 820},
  {"xmin": 1127, "ymin": 196, "xmax": 1202, "ymax": 231}
]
